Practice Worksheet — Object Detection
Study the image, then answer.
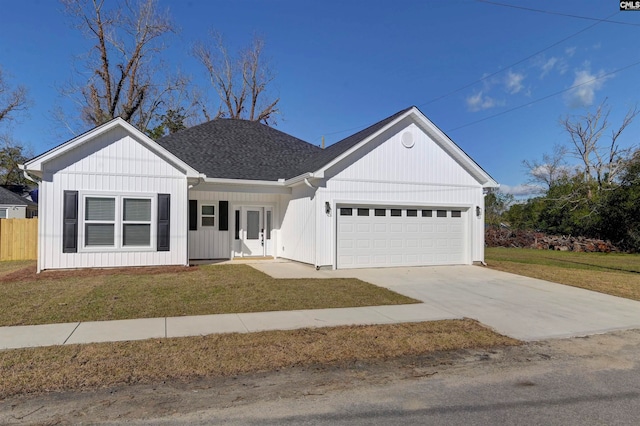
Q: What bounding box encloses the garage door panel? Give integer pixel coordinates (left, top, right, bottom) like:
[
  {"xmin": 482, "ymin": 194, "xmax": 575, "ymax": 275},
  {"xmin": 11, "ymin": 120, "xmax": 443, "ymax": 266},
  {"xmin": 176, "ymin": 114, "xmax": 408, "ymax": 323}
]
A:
[
  {"xmin": 390, "ymin": 239, "xmax": 403, "ymax": 248},
  {"xmin": 337, "ymin": 206, "xmax": 467, "ymax": 269},
  {"xmin": 356, "ymin": 239, "xmax": 370, "ymax": 249},
  {"xmin": 357, "ymin": 223, "xmax": 370, "ymax": 233},
  {"xmin": 421, "ymin": 239, "xmax": 434, "ymax": 248},
  {"xmin": 374, "ymin": 239, "xmax": 387, "ymax": 248},
  {"xmin": 339, "ymin": 223, "xmax": 354, "ymax": 233},
  {"xmin": 406, "ymin": 239, "xmax": 419, "ymax": 248},
  {"xmin": 406, "ymin": 224, "xmax": 419, "ymax": 233}
]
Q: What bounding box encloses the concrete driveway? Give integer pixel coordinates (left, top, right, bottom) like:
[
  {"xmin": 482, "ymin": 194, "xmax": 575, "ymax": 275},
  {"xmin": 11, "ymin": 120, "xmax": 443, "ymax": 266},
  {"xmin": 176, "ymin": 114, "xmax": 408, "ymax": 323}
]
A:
[{"xmin": 251, "ymin": 262, "xmax": 640, "ymax": 341}]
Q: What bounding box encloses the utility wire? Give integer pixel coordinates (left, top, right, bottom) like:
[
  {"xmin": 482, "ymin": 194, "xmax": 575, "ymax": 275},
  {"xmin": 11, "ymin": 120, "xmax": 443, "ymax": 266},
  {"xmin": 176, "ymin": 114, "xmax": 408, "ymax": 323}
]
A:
[
  {"xmin": 417, "ymin": 11, "xmax": 619, "ymax": 108},
  {"xmin": 316, "ymin": 9, "xmax": 619, "ymax": 142},
  {"xmin": 447, "ymin": 59, "xmax": 640, "ymax": 132},
  {"xmin": 476, "ymin": 0, "xmax": 640, "ymax": 27}
]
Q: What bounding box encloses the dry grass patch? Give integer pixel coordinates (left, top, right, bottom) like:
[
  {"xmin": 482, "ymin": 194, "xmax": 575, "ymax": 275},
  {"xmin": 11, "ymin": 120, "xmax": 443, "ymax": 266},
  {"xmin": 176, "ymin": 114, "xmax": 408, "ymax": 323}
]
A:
[
  {"xmin": 0, "ymin": 263, "xmax": 418, "ymax": 326},
  {"xmin": 486, "ymin": 248, "xmax": 640, "ymax": 301},
  {"xmin": 0, "ymin": 319, "xmax": 519, "ymax": 398}
]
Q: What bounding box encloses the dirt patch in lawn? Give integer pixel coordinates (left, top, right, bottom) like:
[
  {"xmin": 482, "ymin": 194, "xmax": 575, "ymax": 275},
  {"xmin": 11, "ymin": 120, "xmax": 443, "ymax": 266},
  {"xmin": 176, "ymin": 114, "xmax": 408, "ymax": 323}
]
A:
[
  {"xmin": 0, "ymin": 261, "xmax": 197, "ymax": 284},
  {"xmin": 0, "ymin": 319, "xmax": 519, "ymax": 399},
  {"xmin": 0, "ymin": 264, "xmax": 418, "ymax": 326}
]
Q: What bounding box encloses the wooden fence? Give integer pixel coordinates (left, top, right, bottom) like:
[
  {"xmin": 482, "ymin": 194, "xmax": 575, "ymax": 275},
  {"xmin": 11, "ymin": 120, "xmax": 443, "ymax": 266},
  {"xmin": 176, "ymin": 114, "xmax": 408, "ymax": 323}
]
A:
[{"xmin": 0, "ymin": 218, "xmax": 38, "ymax": 261}]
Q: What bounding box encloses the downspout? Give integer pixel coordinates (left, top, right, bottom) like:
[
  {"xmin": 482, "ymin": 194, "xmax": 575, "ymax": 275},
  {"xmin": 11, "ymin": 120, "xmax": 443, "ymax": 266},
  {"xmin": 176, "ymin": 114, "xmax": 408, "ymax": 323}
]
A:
[
  {"xmin": 480, "ymin": 191, "xmax": 488, "ymax": 266},
  {"xmin": 21, "ymin": 168, "xmax": 42, "ymax": 273}
]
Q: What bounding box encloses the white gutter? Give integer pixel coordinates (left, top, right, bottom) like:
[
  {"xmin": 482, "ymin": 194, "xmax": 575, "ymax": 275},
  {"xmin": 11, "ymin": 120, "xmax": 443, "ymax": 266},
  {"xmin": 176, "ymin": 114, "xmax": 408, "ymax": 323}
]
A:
[
  {"xmin": 201, "ymin": 177, "xmax": 287, "ymax": 187},
  {"xmin": 283, "ymin": 171, "xmax": 324, "ymax": 187},
  {"xmin": 19, "ymin": 165, "xmax": 41, "ymax": 184},
  {"xmin": 304, "ymin": 178, "xmax": 317, "ymax": 190}
]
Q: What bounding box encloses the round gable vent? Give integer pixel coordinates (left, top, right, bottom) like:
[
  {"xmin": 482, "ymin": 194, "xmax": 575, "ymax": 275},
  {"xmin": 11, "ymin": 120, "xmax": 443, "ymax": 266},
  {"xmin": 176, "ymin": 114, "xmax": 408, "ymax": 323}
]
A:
[{"xmin": 401, "ymin": 131, "xmax": 414, "ymax": 148}]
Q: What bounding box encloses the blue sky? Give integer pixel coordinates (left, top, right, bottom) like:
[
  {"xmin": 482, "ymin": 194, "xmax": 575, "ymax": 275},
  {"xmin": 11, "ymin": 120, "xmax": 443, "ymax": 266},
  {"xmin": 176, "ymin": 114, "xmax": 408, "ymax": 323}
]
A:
[{"xmin": 1, "ymin": 0, "xmax": 639, "ymax": 195}]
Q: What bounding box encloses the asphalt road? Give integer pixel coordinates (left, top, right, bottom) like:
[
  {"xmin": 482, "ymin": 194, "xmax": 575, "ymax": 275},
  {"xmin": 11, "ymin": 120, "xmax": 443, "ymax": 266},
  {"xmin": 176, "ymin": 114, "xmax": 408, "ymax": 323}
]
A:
[
  {"xmin": 4, "ymin": 329, "xmax": 640, "ymax": 425},
  {"xmin": 142, "ymin": 331, "xmax": 640, "ymax": 426}
]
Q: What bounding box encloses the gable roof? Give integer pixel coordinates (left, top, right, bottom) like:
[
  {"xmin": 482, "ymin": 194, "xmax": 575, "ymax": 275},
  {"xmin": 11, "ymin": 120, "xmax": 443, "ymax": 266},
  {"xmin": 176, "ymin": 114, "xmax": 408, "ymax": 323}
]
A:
[
  {"xmin": 300, "ymin": 107, "xmax": 414, "ymax": 173},
  {"xmin": 22, "ymin": 117, "xmax": 201, "ymax": 179},
  {"xmin": 303, "ymin": 106, "xmax": 498, "ymax": 188},
  {"xmin": 157, "ymin": 119, "xmax": 322, "ymax": 181},
  {"xmin": 0, "ymin": 186, "xmax": 35, "ymax": 206},
  {"xmin": 22, "ymin": 108, "xmax": 498, "ymax": 188}
]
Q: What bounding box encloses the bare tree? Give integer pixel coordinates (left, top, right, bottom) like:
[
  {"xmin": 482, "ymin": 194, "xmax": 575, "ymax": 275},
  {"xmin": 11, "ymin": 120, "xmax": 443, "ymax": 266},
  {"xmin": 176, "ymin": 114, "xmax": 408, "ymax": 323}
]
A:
[
  {"xmin": 61, "ymin": 0, "xmax": 190, "ymax": 133},
  {"xmin": 522, "ymin": 144, "xmax": 570, "ymax": 190},
  {"xmin": 193, "ymin": 33, "xmax": 280, "ymax": 125},
  {"xmin": 0, "ymin": 67, "xmax": 30, "ymax": 125},
  {"xmin": 560, "ymin": 100, "xmax": 638, "ymax": 194}
]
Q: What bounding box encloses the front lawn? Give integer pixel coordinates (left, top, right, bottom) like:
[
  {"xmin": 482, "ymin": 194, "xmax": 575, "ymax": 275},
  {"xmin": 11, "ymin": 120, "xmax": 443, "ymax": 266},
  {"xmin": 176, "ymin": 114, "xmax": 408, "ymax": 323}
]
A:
[
  {"xmin": 485, "ymin": 248, "xmax": 640, "ymax": 301},
  {"xmin": 0, "ymin": 262, "xmax": 419, "ymax": 326}
]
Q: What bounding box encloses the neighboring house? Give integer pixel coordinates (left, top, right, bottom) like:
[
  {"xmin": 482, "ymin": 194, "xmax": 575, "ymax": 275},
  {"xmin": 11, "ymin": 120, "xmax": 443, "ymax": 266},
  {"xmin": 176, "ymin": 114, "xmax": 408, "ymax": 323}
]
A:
[
  {"xmin": 0, "ymin": 186, "xmax": 37, "ymax": 219},
  {"xmin": 21, "ymin": 106, "xmax": 498, "ymax": 272}
]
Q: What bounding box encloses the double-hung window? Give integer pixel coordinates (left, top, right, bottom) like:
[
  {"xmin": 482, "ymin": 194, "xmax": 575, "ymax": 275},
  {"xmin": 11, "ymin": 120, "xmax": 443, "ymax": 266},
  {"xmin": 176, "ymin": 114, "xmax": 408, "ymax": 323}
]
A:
[
  {"xmin": 85, "ymin": 197, "xmax": 116, "ymax": 246},
  {"xmin": 83, "ymin": 194, "xmax": 153, "ymax": 249},
  {"xmin": 122, "ymin": 198, "xmax": 152, "ymax": 246}
]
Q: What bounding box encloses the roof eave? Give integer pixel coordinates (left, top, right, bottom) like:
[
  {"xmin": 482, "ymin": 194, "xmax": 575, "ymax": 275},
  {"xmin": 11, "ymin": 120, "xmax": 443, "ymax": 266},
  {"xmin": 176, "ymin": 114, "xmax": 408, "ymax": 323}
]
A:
[
  {"xmin": 201, "ymin": 177, "xmax": 286, "ymax": 187},
  {"xmin": 23, "ymin": 117, "xmax": 202, "ymax": 179}
]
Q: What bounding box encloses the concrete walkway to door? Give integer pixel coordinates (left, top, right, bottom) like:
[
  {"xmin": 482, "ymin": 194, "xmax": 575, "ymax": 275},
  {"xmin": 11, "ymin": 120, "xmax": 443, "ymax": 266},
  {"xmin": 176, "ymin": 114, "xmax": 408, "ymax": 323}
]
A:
[{"xmin": 250, "ymin": 262, "xmax": 640, "ymax": 341}]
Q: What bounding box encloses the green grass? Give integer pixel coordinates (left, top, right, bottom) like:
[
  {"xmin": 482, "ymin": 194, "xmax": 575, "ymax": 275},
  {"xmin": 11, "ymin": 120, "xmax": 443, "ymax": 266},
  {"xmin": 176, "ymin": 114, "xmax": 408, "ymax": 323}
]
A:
[
  {"xmin": 485, "ymin": 247, "xmax": 640, "ymax": 301},
  {"xmin": 0, "ymin": 263, "xmax": 419, "ymax": 326}
]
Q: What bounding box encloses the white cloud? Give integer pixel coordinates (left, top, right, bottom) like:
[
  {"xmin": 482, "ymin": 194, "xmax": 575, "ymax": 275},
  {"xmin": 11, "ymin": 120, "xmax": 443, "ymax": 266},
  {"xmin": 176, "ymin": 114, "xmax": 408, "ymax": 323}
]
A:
[
  {"xmin": 592, "ymin": 42, "xmax": 601, "ymax": 50},
  {"xmin": 505, "ymin": 71, "xmax": 525, "ymax": 94},
  {"xmin": 538, "ymin": 56, "xmax": 568, "ymax": 78},
  {"xmin": 540, "ymin": 57, "xmax": 557, "ymax": 78},
  {"xmin": 564, "ymin": 65, "xmax": 610, "ymax": 108},
  {"xmin": 565, "ymin": 46, "xmax": 576, "ymax": 57},
  {"xmin": 499, "ymin": 184, "xmax": 543, "ymax": 197},
  {"xmin": 466, "ymin": 91, "xmax": 503, "ymax": 112}
]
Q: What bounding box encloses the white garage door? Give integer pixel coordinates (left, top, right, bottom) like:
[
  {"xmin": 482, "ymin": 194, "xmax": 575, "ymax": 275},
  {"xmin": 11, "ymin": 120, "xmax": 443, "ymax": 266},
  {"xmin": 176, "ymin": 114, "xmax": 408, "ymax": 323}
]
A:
[{"xmin": 337, "ymin": 206, "xmax": 467, "ymax": 269}]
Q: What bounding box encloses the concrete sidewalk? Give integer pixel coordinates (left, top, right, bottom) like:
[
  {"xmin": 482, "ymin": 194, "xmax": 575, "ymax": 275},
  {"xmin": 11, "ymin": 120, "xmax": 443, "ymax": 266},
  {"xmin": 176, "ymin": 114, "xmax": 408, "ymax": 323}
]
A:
[{"xmin": 0, "ymin": 303, "xmax": 458, "ymax": 350}]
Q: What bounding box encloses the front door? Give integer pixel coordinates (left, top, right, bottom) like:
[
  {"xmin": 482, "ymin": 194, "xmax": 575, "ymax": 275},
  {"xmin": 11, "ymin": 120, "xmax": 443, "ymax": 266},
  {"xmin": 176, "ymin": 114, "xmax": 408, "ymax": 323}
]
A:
[{"xmin": 240, "ymin": 206, "xmax": 273, "ymax": 257}]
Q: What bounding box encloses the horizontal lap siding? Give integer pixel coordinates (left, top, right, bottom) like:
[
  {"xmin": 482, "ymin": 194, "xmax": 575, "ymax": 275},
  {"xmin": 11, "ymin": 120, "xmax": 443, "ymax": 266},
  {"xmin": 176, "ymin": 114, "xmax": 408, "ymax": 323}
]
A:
[{"xmin": 41, "ymin": 128, "xmax": 189, "ymax": 270}]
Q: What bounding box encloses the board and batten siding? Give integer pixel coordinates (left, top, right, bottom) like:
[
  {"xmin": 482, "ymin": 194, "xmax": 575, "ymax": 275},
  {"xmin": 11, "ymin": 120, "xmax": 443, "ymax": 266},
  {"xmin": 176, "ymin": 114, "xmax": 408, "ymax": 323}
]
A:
[
  {"xmin": 39, "ymin": 126, "xmax": 189, "ymax": 270},
  {"xmin": 286, "ymin": 121, "xmax": 487, "ymax": 268},
  {"xmin": 278, "ymin": 185, "xmax": 316, "ymax": 265},
  {"xmin": 188, "ymin": 189, "xmax": 282, "ymax": 259}
]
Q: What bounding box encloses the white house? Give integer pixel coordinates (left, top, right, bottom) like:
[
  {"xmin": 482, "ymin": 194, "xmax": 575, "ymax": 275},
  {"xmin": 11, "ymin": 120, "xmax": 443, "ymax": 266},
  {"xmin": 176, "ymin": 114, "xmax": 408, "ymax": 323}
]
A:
[{"xmin": 21, "ymin": 106, "xmax": 498, "ymax": 272}]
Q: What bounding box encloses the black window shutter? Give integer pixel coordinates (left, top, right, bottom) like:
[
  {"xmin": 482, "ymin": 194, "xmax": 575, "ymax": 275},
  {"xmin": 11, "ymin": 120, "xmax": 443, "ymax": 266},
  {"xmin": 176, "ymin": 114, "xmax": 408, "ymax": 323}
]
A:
[
  {"xmin": 234, "ymin": 210, "xmax": 240, "ymax": 239},
  {"xmin": 63, "ymin": 190, "xmax": 78, "ymax": 253},
  {"xmin": 188, "ymin": 200, "xmax": 197, "ymax": 231},
  {"xmin": 219, "ymin": 201, "xmax": 229, "ymax": 231},
  {"xmin": 157, "ymin": 194, "xmax": 170, "ymax": 251}
]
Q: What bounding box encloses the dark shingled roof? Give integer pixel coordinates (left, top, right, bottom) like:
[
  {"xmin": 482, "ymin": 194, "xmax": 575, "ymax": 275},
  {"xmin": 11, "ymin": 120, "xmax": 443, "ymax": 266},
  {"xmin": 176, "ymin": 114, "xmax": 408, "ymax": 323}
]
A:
[
  {"xmin": 0, "ymin": 186, "xmax": 34, "ymax": 206},
  {"xmin": 157, "ymin": 119, "xmax": 322, "ymax": 181},
  {"xmin": 157, "ymin": 107, "xmax": 413, "ymax": 181}
]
